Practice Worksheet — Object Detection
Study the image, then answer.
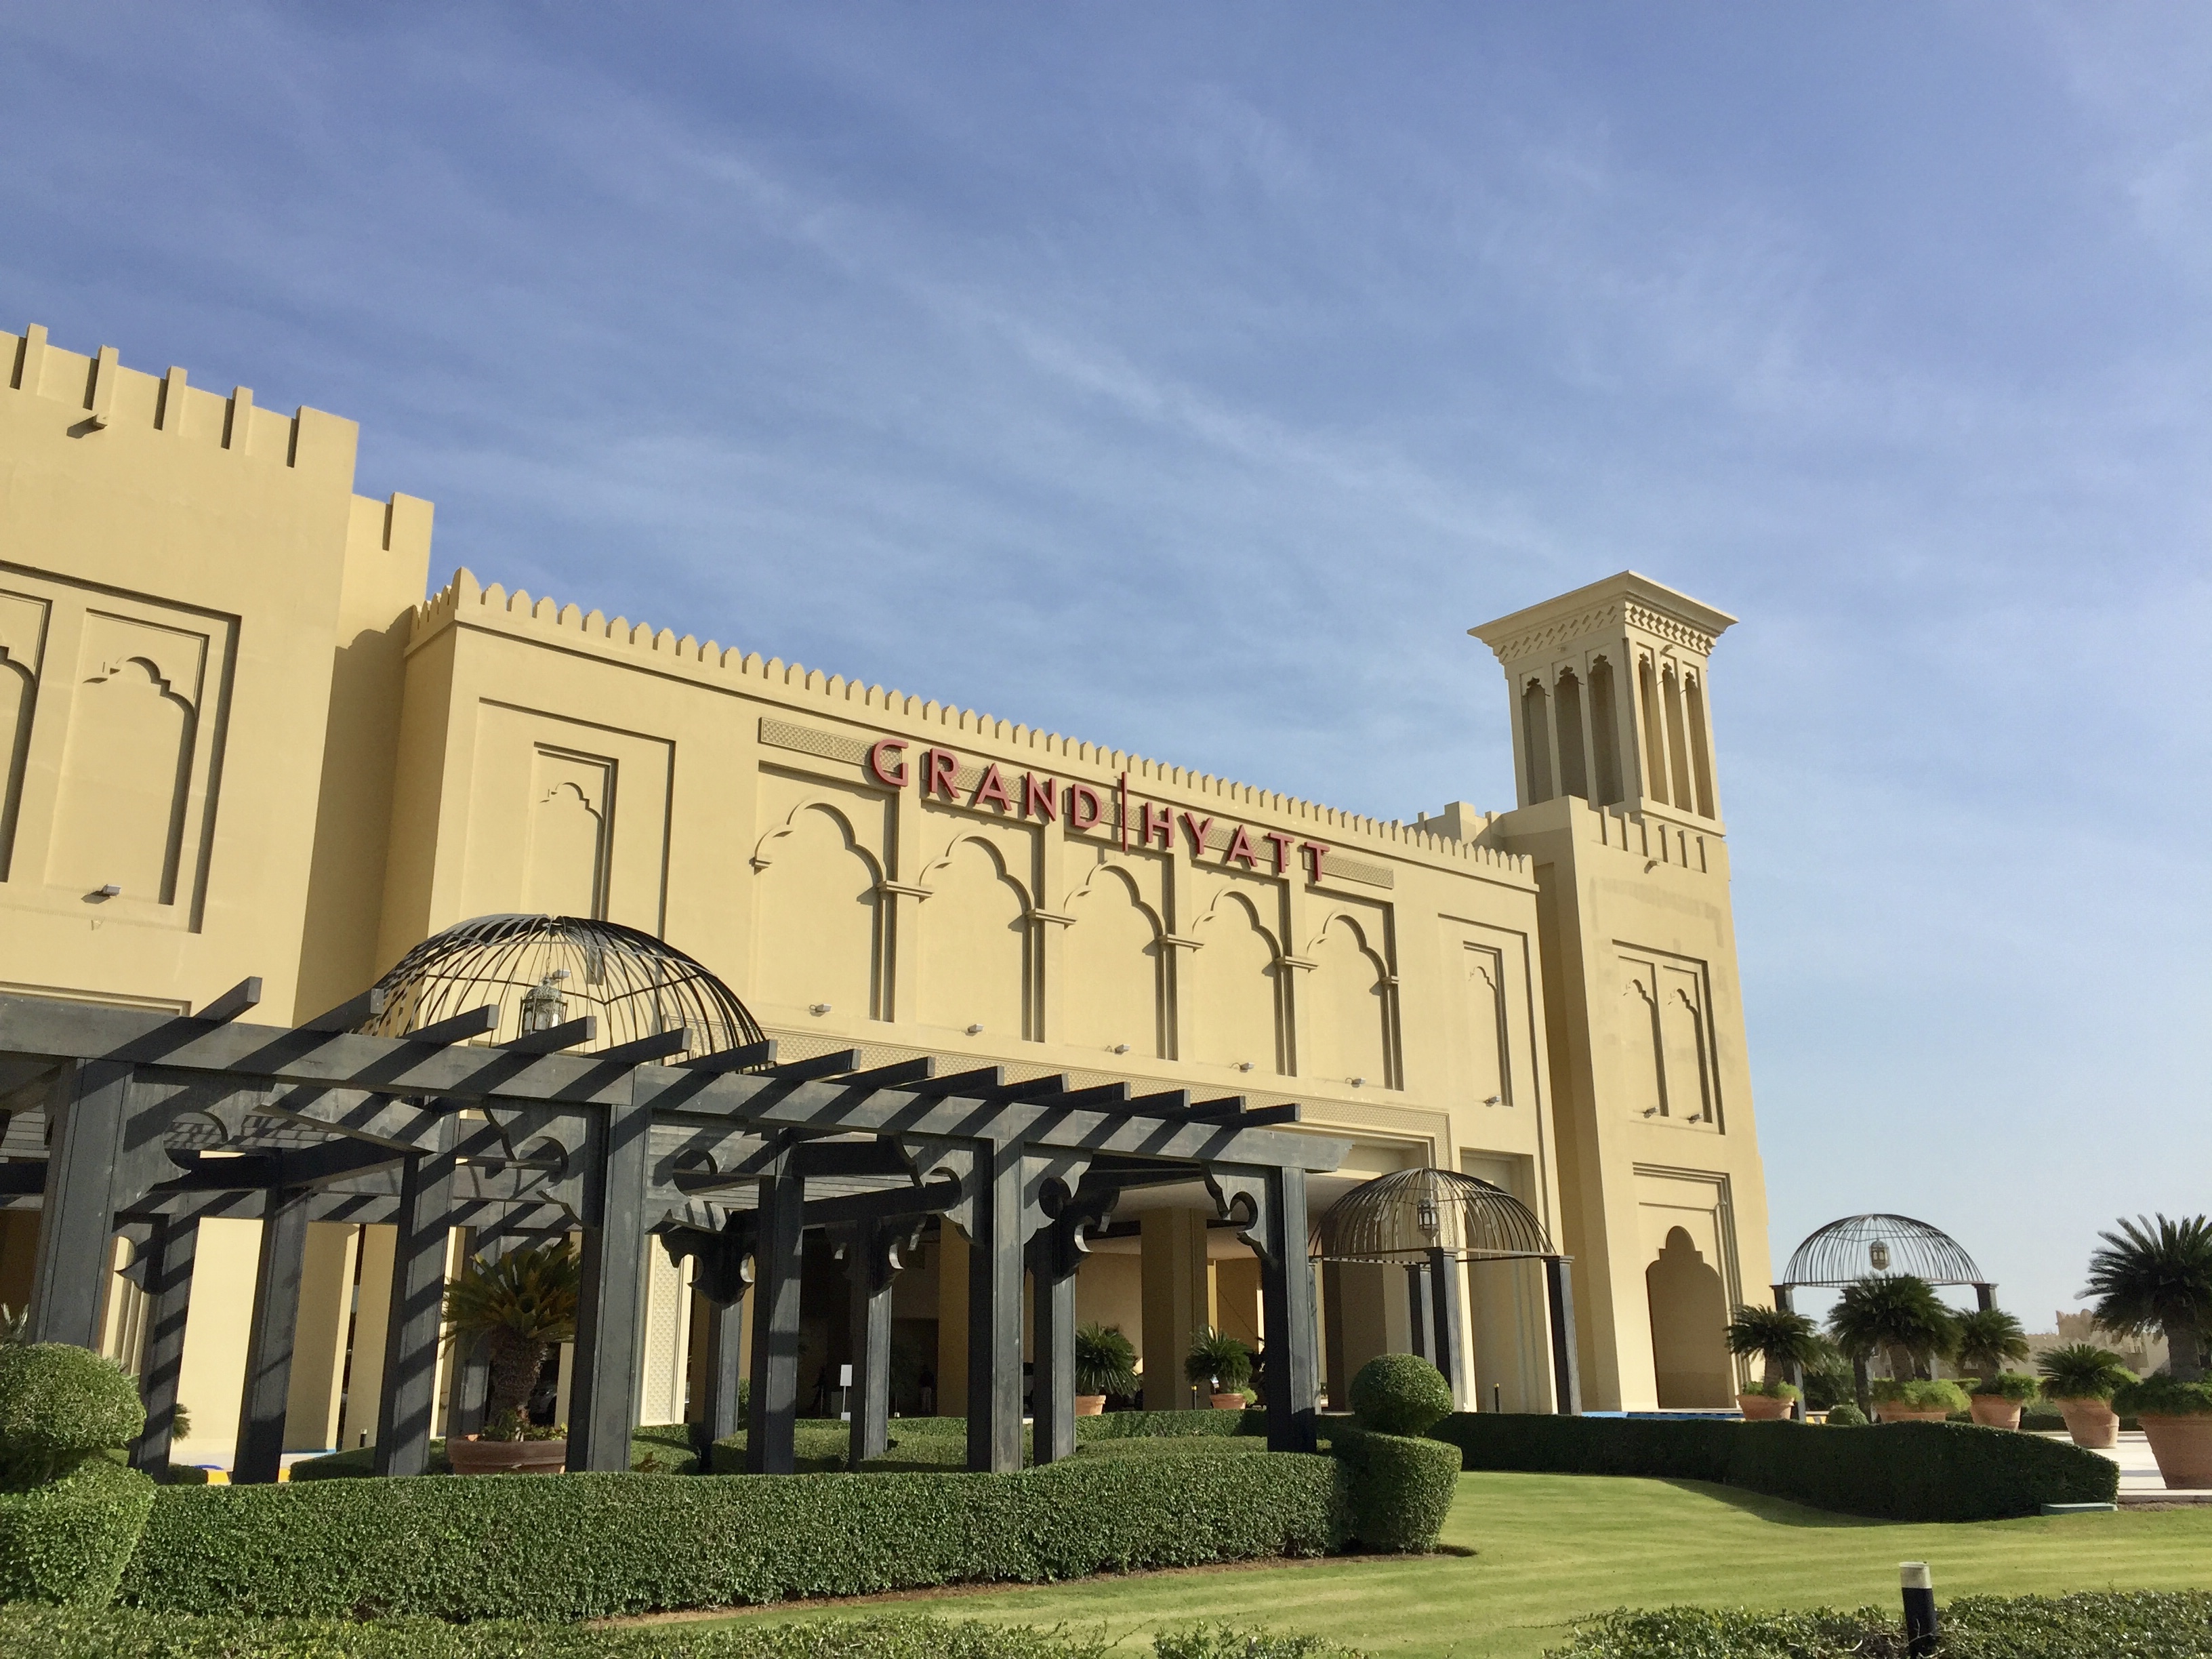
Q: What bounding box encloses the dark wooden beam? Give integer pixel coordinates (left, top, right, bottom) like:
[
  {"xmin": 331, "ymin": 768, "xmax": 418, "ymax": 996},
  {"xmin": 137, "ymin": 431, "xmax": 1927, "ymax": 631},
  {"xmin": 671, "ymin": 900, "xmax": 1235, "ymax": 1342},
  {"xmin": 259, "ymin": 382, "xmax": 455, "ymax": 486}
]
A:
[
  {"xmin": 503, "ymin": 1016, "xmax": 597, "ymax": 1055},
  {"xmin": 195, "ymin": 978, "xmax": 264, "ymax": 1026}
]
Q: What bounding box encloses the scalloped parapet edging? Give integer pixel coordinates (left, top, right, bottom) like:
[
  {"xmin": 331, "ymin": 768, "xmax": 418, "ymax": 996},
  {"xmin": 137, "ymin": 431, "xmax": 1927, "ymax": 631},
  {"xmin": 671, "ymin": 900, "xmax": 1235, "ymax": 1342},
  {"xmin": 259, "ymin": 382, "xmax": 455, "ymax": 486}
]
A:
[{"xmin": 415, "ymin": 568, "xmax": 1534, "ymax": 882}]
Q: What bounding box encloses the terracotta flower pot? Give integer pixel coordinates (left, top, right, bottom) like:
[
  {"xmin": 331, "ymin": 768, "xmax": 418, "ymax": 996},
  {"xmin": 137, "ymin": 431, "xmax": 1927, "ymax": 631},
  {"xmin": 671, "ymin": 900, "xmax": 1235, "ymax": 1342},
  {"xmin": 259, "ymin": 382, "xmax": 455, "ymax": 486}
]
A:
[
  {"xmin": 1210, "ymin": 1393, "xmax": 1247, "ymax": 1410},
  {"xmin": 1873, "ymin": 1406, "xmax": 1950, "ymax": 1425},
  {"xmin": 2053, "ymin": 1398, "xmax": 2119, "ymax": 1449},
  {"xmin": 1074, "ymin": 1395, "xmax": 1107, "ymax": 1416},
  {"xmin": 1736, "ymin": 1392, "xmax": 1792, "ymax": 1421},
  {"xmin": 447, "ymin": 1435, "xmax": 567, "ymax": 1475},
  {"xmin": 1969, "ymin": 1395, "xmax": 2023, "ymax": 1431},
  {"xmin": 2139, "ymin": 1414, "xmax": 2212, "ymax": 1490}
]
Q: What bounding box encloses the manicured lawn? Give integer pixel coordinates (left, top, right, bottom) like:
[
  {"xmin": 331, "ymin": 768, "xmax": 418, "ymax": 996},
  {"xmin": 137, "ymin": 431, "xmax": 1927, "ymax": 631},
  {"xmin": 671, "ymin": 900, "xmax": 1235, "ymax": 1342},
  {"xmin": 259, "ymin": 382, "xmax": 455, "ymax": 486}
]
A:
[{"xmin": 708, "ymin": 1472, "xmax": 2212, "ymax": 1659}]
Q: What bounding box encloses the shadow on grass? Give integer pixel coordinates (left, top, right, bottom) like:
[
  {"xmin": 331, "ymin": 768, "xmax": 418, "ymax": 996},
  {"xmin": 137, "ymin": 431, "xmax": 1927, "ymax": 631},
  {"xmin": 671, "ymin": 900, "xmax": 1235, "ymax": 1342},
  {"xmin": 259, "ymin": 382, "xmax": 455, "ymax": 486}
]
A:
[{"xmin": 1653, "ymin": 1479, "xmax": 1887, "ymax": 1529}]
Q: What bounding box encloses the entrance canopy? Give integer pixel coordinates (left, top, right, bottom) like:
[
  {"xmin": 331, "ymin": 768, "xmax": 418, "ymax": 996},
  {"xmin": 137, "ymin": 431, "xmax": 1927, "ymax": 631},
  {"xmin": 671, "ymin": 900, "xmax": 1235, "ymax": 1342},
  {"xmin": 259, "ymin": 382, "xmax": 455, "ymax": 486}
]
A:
[{"xmin": 0, "ymin": 916, "xmax": 1349, "ymax": 1482}]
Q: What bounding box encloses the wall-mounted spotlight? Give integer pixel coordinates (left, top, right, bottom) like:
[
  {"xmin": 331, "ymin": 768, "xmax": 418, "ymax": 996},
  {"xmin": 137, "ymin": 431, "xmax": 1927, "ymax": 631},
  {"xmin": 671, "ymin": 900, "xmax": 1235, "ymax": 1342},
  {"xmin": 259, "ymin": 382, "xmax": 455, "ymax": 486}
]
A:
[
  {"xmin": 965, "ymin": 1023, "xmax": 985, "ymax": 1036},
  {"xmin": 808, "ymin": 1003, "xmax": 832, "ymax": 1017}
]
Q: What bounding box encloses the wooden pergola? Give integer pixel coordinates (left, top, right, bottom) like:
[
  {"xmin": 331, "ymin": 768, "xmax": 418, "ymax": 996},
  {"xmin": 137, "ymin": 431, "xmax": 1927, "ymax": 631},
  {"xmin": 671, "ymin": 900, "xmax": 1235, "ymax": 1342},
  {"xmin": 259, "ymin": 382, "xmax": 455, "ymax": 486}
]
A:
[{"xmin": 0, "ymin": 983, "xmax": 1347, "ymax": 1482}]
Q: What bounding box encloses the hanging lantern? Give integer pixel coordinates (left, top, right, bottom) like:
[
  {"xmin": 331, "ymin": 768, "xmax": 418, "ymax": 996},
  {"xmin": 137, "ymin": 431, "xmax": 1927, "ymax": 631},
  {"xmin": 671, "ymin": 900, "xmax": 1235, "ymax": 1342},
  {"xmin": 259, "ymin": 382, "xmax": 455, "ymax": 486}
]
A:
[
  {"xmin": 1416, "ymin": 1195, "xmax": 1439, "ymax": 1237},
  {"xmin": 1868, "ymin": 1239, "xmax": 1891, "ymax": 1272}
]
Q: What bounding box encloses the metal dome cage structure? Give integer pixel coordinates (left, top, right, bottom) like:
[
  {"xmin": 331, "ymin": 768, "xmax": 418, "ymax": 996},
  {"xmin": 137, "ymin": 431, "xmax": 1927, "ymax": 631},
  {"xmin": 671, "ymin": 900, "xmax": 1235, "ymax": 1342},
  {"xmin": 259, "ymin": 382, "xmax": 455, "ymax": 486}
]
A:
[
  {"xmin": 359, "ymin": 914, "xmax": 766, "ymax": 1060},
  {"xmin": 1313, "ymin": 1166, "xmax": 1556, "ymax": 1264},
  {"xmin": 1776, "ymin": 1213, "xmax": 1994, "ymax": 1311},
  {"xmin": 1313, "ymin": 1166, "xmax": 1582, "ymax": 1415}
]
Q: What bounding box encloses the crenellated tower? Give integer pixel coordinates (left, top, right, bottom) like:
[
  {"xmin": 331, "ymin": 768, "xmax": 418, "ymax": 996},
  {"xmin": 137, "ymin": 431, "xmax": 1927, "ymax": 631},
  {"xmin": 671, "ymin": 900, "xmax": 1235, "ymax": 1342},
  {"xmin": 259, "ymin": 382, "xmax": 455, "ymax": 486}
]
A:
[{"xmin": 1469, "ymin": 571, "xmax": 1734, "ymax": 825}]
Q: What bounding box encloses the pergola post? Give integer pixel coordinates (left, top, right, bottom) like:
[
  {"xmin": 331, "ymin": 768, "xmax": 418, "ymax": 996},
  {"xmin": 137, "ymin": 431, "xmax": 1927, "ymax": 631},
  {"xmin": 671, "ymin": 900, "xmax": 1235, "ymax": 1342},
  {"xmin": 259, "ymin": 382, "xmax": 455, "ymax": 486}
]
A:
[
  {"xmin": 1544, "ymin": 1256, "xmax": 1581, "ymax": 1415},
  {"xmin": 233, "ymin": 1183, "xmax": 312, "ymax": 1483},
  {"xmin": 571, "ymin": 1099, "xmax": 654, "ymax": 1473},
  {"xmin": 844, "ymin": 1220, "xmax": 898, "ymax": 1467},
  {"xmin": 1427, "ymin": 1246, "xmax": 1466, "ymax": 1396},
  {"xmin": 1258, "ymin": 1165, "xmax": 1319, "ymax": 1453},
  {"xmin": 373, "ymin": 1125, "xmax": 458, "ymax": 1477},
  {"xmin": 745, "ymin": 1145, "xmax": 804, "ymax": 1474},
  {"xmin": 1405, "ymin": 1258, "xmax": 1433, "ymax": 1366},
  {"xmin": 131, "ymin": 1215, "xmax": 198, "ymax": 1477},
  {"xmin": 966, "ymin": 1147, "xmax": 1024, "ymax": 1473},
  {"xmin": 26, "ymin": 1060, "xmax": 135, "ymax": 1348},
  {"xmin": 1027, "ymin": 1217, "xmax": 1079, "ymax": 1466}
]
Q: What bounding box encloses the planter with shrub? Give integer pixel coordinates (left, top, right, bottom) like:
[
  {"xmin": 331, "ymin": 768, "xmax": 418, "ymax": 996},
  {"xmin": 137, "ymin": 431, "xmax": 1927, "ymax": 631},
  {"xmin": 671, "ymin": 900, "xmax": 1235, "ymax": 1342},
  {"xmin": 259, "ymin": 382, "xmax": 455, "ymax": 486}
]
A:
[
  {"xmin": 1733, "ymin": 1379, "xmax": 1799, "ymax": 1422},
  {"xmin": 1967, "ymin": 1371, "xmax": 2041, "ymax": 1430},
  {"xmin": 1722, "ymin": 1304, "xmax": 1829, "ymax": 1422},
  {"xmin": 0, "ymin": 1342, "xmax": 158, "ymax": 1606},
  {"xmin": 446, "ymin": 1410, "xmax": 569, "ymax": 1475},
  {"xmin": 1072, "ymin": 1326, "xmax": 1138, "ymax": 1416},
  {"xmin": 1183, "ymin": 1328, "xmax": 1253, "ymax": 1410},
  {"xmin": 2114, "ymin": 1374, "xmax": 2212, "ymax": 1490},
  {"xmin": 2036, "ymin": 1343, "xmax": 2136, "ymax": 1449},
  {"xmin": 1869, "ymin": 1377, "xmax": 1969, "ymax": 1423},
  {"xmin": 1336, "ymin": 1354, "xmax": 1459, "ymax": 1552}
]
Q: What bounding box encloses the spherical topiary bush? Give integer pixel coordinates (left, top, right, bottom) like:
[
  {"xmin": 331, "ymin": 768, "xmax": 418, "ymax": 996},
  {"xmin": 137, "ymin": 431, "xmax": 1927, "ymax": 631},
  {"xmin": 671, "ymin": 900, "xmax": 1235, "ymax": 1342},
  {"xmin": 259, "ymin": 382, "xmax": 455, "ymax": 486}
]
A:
[
  {"xmin": 1824, "ymin": 1402, "xmax": 1869, "ymax": 1427},
  {"xmin": 0, "ymin": 1343, "xmax": 145, "ymax": 1489},
  {"xmin": 1348, "ymin": 1354, "xmax": 1453, "ymax": 1437}
]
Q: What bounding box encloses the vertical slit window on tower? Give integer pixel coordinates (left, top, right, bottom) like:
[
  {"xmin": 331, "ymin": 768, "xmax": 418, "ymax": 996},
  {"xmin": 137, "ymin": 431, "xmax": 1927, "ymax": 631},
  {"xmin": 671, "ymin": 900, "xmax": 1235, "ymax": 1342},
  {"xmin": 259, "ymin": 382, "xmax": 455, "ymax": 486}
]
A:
[
  {"xmin": 1521, "ymin": 680, "xmax": 1554, "ymax": 803},
  {"xmin": 1555, "ymin": 670, "xmax": 1589, "ymax": 800}
]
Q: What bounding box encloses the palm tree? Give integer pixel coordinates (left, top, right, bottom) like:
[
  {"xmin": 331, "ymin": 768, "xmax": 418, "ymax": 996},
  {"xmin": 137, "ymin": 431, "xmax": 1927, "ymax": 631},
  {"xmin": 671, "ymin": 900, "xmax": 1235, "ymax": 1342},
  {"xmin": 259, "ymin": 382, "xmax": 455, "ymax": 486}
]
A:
[
  {"xmin": 1723, "ymin": 1305, "xmax": 1829, "ymax": 1387},
  {"xmin": 2083, "ymin": 1214, "xmax": 2212, "ymax": 1382},
  {"xmin": 1952, "ymin": 1307, "xmax": 2032, "ymax": 1382},
  {"xmin": 1826, "ymin": 1273, "xmax": 1958, "ymax": 1382},
  {"xmin": 443, "ymin": 1238, "xmax": 580, "ymax": 1426}
]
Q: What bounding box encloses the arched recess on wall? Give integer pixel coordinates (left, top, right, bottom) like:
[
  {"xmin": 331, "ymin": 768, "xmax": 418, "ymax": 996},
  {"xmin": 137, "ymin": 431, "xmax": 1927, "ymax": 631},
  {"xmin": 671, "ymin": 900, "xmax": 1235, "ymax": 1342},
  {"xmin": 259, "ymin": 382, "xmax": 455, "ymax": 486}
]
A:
[
  {"xmin": 1645, "ymin": 1226, "xmax": 1734, "ymax": 1407},
  {"xmin": 1520, "ymin": 679, "xmax": 1553, "ymax": 804},
  {"xmin": 49, "ymin": 657, "xmax": 195, "ymax": 903},
  {"xmin": 1189, "ymin": 889, "xmax": 1283, "ymax": 1073},
  {"xmin": 1303, "ymin": 912, "xmax": 1392, "ymax": 1088},
  {"xmin": 1060, "ymin": 863, "xmax": 1164, "ymax": 1057},
  {"xmin": 751, "ymin": 801, "xmax": 884, "ymax": 1019},
  {"xmin": 918, "ymin": 835, "xmax": 1032, "ymax": 1040}
]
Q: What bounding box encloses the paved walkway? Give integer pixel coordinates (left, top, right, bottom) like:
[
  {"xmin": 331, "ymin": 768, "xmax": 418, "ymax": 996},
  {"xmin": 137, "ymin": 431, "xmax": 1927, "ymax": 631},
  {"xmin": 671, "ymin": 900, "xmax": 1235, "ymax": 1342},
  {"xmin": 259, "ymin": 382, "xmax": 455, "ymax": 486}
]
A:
[{"xmin": 2032, "ymin": 1430, "xmax": 2212, "ymax": 1505}]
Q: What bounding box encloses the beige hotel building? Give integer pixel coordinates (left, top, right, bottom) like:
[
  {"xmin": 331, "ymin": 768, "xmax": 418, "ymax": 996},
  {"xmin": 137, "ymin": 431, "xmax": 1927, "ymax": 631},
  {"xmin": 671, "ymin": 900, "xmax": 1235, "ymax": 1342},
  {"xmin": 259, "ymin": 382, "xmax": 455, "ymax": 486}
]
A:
[{"xmin": 0, "ymin": 324, "xmax": 1774, "ymax": 1464}]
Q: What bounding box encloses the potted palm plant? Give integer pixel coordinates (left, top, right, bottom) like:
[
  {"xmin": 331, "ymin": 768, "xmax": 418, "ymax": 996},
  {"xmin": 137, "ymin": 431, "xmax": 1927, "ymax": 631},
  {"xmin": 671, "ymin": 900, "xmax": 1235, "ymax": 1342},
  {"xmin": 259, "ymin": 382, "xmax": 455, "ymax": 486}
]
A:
[
  {"xmin": 1072, "ymin": 1323, "xmax": 1138, "ymax": 1416},
  {"xmin": 1723, "ymin": 1304, "xmax": 1827, "ymax": 1420},
  {"xmin": 2036, "ymin": 1343, "xmax": 2136, "ymax": 1449},
  {"xmin": 2085, "ymin": 1213, "xmax": 2212, "ymax": 1382},
  {"xmin": 1954, "ymin": 1307, "xmax": 2037, "ymax": 1429},
  {"xmin": 1185, "ymin": 1326, "xmax": 1254, "ymax": 1408},
  {"xmin": 1825, "ymin": 1273, "xmax": 1959, "ymax": 1420},
  {"xmin": 441, "ymin": 1237, "xmax": 579, "ymax": 1473},
  {"xmin": 2115, "ymin": 1374, "xmax": 2212, "ymax": 1490}
]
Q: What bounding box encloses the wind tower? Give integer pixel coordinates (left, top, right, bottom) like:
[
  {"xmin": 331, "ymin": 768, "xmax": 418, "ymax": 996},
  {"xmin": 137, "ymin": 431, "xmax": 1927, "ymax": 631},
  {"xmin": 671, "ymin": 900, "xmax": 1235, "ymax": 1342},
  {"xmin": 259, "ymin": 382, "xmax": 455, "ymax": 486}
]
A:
[
  {"xmin": 1471, "ymin": 571, "xmax": 1734, "ymax": 825},
  {"xmin": 1451, "ymin": 571, "xmax": 1773, "ymax": 1415}
]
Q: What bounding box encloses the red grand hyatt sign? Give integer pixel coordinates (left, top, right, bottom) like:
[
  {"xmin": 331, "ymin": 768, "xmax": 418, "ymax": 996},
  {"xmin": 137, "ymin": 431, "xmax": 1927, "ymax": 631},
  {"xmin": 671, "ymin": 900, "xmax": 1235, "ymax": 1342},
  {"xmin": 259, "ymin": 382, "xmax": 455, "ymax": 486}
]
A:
[{"xmin": 865, "ymin": 739, "xmax": 1329, "ymax": 882}]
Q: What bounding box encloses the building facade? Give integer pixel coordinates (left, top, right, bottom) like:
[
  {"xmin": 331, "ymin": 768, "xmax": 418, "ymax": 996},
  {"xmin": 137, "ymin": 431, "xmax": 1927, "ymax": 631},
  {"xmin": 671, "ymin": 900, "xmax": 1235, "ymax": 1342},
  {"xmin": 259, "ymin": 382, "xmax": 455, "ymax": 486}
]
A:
[{"xmin": 0, "ymin": 324, "xmax": 1773, "ymax": 1463}]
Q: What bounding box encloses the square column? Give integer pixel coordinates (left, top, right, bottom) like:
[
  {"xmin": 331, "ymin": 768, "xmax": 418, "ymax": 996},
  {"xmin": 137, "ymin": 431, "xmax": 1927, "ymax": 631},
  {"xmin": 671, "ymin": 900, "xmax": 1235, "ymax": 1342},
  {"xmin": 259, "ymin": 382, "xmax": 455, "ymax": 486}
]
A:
[
  {"xmin": 1141, "ymin": 1207, "xmax": 1208, "ymax": 1411},
  {"xmin": 233, "ymin": 1185, "xmax": 311, "ymax": 1484},
  {"xmin": 130, "ymin": 1216, "xmax": 198, "ymax": 1477}
]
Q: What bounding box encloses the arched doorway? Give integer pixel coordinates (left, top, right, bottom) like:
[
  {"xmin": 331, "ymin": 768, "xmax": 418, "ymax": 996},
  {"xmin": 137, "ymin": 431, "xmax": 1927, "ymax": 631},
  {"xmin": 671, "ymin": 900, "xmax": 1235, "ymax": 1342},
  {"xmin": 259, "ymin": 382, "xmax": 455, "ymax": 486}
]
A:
[{"xmin": 1645, "ymin": 1227, "xmax": 1732, "ymax": 1406}]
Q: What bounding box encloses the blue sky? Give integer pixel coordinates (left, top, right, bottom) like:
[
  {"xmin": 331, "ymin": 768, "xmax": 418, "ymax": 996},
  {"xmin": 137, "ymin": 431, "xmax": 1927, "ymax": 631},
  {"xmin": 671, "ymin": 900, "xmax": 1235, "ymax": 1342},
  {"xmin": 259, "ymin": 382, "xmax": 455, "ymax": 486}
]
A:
[{"xmin": 3, "ymin": 5, "xmax": 2207, "ymax": 1325}]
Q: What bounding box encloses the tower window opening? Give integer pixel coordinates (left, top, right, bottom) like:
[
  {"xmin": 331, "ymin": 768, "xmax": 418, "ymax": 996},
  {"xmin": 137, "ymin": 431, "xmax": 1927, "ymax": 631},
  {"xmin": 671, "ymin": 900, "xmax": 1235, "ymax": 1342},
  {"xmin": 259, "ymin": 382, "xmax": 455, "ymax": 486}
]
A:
[
  {"xmin": 1555, "ymin": 670, "xmax": 1589, "ymax": 801},
  {"xmin": 1588, "ymin": 657, "xmax": 1622, "ymax": 806},
  {"xmin": 1663, "ymin": 666, "xmax": 1695, "ymax": 810},
  {"xmin": 1637, "ymin": 658, "xmax": 1669, "ymax": 806},
  {"xmin": 1521, "ymin": 680, "xmax": 1554, "ymax": 804},
  {"xmin": 1685, "ymin": 674, "xmax": 1715, "ymax": 818}
]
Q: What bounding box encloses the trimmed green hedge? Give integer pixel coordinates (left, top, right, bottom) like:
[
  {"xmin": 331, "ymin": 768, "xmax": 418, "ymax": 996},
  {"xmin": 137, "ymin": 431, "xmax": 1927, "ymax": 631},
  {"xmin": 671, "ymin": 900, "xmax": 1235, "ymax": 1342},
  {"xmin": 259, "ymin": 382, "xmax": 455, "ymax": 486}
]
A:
[
  {"xmin": 119, "ymin": 1455, "xmax": 1348, "ymax": 1620},
  {"xmin": 0, "ymin": 1345, "xmax": 145, "ymax": 1490},
  {"xmin": 1431, "ymin": 1413, "xmax": 2115, "ymax": 1521},
  {"xmin": 1557, "ymin": 1591, "xmax": 2212, "ymax": 1658},
  {"xmin": 0, "ymin": 1458, "xmax": 157, "ymax": 1607},
  {"xmin": 1330, "ymin": 1427, "xmax": 1458, "ymax": 1553},
  {"xmin": 708, "ymin": 1410, "xmax": 1261, "ymax": 1474},
  {"xmin": 0, "ymin": 1608, "xmax": 1115, "ymax": 1657},
  {"xmin": 293, "ymin": 1427, "xmax": 700, "ymax": 1480}
]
